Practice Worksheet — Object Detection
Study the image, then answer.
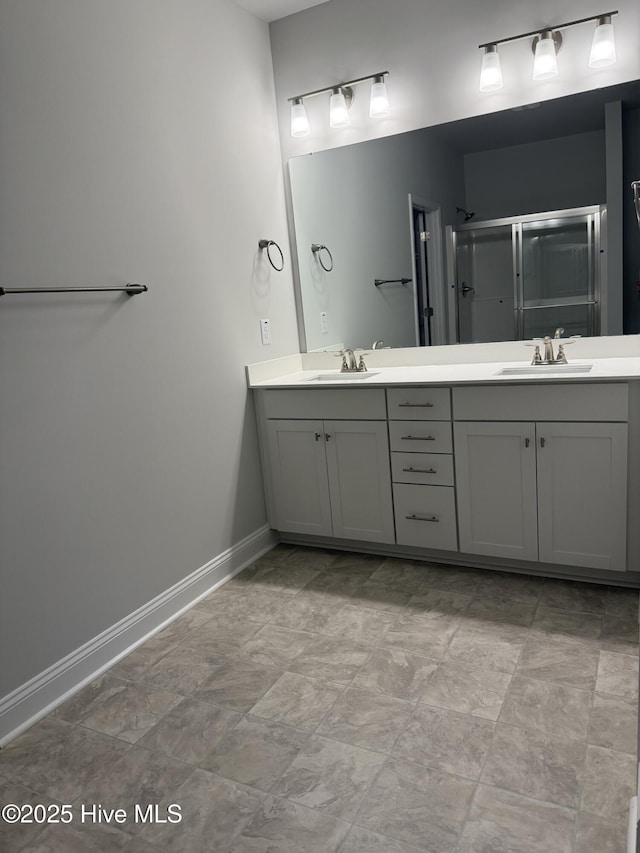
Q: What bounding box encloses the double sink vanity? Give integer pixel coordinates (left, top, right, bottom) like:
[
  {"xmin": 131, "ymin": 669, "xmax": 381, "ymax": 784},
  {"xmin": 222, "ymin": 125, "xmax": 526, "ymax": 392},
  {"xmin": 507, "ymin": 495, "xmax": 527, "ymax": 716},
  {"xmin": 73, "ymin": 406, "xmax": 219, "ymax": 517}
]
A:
[{"xmin": 247, "ymin": 337, "xmax": 640, "ymax": 587}]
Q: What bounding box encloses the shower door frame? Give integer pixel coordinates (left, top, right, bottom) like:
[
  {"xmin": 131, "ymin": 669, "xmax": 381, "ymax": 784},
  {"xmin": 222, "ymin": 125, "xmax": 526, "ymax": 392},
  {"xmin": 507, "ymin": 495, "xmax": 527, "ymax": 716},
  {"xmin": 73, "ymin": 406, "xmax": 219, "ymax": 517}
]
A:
[{"xmin": 447, "ymin": 204, "xmax": 605, "ymax": 344}]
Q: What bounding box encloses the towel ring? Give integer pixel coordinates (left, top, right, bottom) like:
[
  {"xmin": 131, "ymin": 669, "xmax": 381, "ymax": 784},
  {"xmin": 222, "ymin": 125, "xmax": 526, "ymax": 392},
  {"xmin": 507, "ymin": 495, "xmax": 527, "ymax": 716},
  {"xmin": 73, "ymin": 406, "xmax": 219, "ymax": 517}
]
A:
[
  {"xmin": 258, "ymin": 239, "xmax": 284, "ymax": 272},
  {"xmin": 311, "ymin": 243, "xmax": 334, "ymax": 272}
]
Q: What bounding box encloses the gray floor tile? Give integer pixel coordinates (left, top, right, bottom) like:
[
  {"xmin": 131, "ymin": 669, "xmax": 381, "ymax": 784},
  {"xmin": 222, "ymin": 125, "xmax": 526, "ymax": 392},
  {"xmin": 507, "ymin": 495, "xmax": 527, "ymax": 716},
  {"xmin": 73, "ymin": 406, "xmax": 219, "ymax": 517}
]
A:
[
  {"xmin": 473, "ymin": 571, "xmax": 545, "ymax": 605},
  {"xmin": 136, "ymin": 645, "xmax": 225, "ymax": 696},
  {"xmin": 22, "ymin": 822, "xmax": 134, "ymax": 852},
  {"xmin": 357, "ymin": 756, "xmax": 475, "ymax": 850},
  {"xmin": 580, "ymin": 744, "xmax": 637, "ymax": 824},
  {"xmin": 139, "ymin": 769, "xmax": 264, "ymax": 852},
  {"xmin": 393, "ymin": 704, "xmax": 495, "ymax": 780},
  {"xmin": 237, "ymin": 625, "xmax": 317, "ymax": 669},
  {"xmin": 539, "ymin": 578, "xmax": 609, "ymax": 614},
  {"xmin": 192, "ymin": 657, "xmax": 282, "ymax": 713},
  {"xmin": 338, "ymin": 825, "xmax": 424, "ymax": 853},
  {"xmin": 596, "ymin": 649, "xmax": 639, "ymax": 699},
  {"xmin": 317, "ymin": 687, "xmax": 413, "ymax": 752},
  {"xmin": 249, "ymin": 671, "xmax": 343, "ymax": 731},
  {"xmin": 352, "ymin": 647, "xmax": 438, "ymax": 701},
  {"xmin": 367, "ymin": 558, "xmax": 429, "ymax": 592},
  {"xmin": 202, "ymin": 716, "xmax": 309, "ymax": 790},
  {"xmin": 588, "ymin": 691, "xmax": 638, "ymax": 754},
  {"xmin": 420, "ymin": 660, "xmax": 511, "ymax": 720},
  {"xmin": 481, "ymin": 723, "xmax": 587, "ymax": 808},
  {"xmin": 136, "ymin": 696, "xmax": 242, "ymax": 765},
  {"xmin": 516, "ymin": 636, "xmax": 599, "ymax": 690},
  {"xmin": 321, "ymin": 605, "xmax": 397, "ymax": 645},
  {"xmin": 575, "ymin": 811, "xmax": 629, "ymax": 853},
  {"xmin": 287, "ymin": 635, "xmax": 370, "ymax": 684},
  {"xmin": 229, "ymin": 794, "xmax": 350, "ymax": 852},
  {"xmin": 499, "ymin": 676, "xmax": 592, "ymax": 740},
  {"xmin": 271, "ymin": 735, "xmax": 385, "ymax": 821},
  {"xmin": 382, "ymin": 612, "xmax": 461, "ymax": 658},
  {"xmin": 418, "ymin": 563, "xmax": 488, "ymax": 595},
  {"xmin": 529, "ymin": 605, "xmax": 603, "ymax": 647},
  {"xmin": 457, "ymin": 784, "xmax": 576, "ymax": 853},
  {"xmin": 444, "ymin": 625, "xmax": 524, "ymax": 673}
]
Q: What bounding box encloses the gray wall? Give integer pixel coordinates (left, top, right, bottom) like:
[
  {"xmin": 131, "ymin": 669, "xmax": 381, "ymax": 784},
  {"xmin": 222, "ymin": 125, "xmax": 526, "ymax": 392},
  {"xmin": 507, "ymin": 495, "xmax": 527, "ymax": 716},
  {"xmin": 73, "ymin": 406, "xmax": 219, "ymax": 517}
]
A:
[
  {"xmin": 0, "ymin": 0, "xmax": 299, "ymax": 699},
  {"xmin": 464, "ymin": 131, "xmax": 607, "ymax": 221},
  {"xmin": 270, "ymin": 0, "xmax": 640, "ymax": 163},
  {"xmin": 289, "ymin": 127, "xmax": 464, "ymax": 351}
]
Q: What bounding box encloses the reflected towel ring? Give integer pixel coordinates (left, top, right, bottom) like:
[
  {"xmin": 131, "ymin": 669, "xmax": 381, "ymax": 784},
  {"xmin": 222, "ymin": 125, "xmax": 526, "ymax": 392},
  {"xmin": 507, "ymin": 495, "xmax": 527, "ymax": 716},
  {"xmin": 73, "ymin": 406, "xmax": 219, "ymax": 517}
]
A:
[
  {"xmin": 258, "ymin": 239, "xmax": 285, "ymax": 271},
  {"xmin": 311, "ymin": 243, "xmax": 334, "ymax": 272}
]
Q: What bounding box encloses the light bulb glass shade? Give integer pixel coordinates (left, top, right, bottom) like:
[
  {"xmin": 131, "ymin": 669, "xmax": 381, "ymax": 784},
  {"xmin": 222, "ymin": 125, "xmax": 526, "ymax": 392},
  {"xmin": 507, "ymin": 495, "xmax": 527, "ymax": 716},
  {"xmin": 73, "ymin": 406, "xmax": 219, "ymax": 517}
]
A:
[
  {"xmin": 369, "ymin": 76, "xmax": 390, "ymax": 117},
  {"xmin": 479, "ymin": 46, "xmax": 503, "ymax": 92},
  {"xmin": 290, "ymin": 99, "xmax": 310, "ymax": 138},
  {"xmin": 329, "ymin": 88, "xmax": 350, "ymax": 128},
  {"xmin": 532, "ymin": 31, "xmax": 559, "ymax": 80},
  {"xmin": 589, "ymin": 17, "xmax": 616, "ymax": 67}
]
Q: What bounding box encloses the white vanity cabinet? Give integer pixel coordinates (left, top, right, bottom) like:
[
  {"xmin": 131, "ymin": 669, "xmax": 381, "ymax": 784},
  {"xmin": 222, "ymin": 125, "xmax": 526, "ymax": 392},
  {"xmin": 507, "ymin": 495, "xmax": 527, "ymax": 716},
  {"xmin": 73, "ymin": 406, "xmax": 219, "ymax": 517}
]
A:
[
  {"xmin": 387, "ymin": 387, "xmax": 458, "ymax": 551},
  {"xmin": 260, "ymin": 389, "xmax": 395, "ymax": 544},
  {"xmin": 453, "ymin": 384, "xmax": 629, "ymax": 572}
]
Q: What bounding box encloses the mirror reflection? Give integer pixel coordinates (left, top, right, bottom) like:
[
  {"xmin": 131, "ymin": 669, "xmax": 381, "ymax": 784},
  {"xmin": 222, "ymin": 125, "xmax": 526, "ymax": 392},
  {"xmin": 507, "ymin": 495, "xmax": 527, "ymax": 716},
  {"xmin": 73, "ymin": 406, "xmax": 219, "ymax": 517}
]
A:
[{"xmin": 288, "ymin": 80, "xmax": 640, "ymax": 352}]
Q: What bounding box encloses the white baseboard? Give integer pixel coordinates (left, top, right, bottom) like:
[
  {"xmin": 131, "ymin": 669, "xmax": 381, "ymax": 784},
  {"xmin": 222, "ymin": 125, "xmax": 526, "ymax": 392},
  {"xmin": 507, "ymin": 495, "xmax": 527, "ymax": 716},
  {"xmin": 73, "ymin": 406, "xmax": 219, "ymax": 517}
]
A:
[{"xmin": 0, "ymin": 525, "xmax": 278, "ymax": 746}]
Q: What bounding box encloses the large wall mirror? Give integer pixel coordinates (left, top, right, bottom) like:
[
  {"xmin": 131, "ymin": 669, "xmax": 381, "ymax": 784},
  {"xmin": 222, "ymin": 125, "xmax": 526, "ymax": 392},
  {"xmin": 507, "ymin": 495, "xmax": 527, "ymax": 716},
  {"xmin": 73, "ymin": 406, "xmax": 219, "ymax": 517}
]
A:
[{"xmin": 288, "ymin": 80, "xmax": 640, "ymax": 352}]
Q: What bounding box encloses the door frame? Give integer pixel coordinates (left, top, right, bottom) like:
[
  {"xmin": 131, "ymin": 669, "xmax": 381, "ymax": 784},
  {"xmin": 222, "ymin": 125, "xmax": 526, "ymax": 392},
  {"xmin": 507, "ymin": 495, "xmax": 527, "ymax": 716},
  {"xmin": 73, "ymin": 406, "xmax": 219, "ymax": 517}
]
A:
[{"xmin": 408, "ymin": 194, "xmax": 447, "ymax": 346}]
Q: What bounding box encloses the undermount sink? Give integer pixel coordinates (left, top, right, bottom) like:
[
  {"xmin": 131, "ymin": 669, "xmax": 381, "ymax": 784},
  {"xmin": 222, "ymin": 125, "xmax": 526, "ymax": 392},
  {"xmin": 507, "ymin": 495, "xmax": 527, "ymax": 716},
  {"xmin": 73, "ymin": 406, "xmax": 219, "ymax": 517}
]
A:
[
  {"xmin": 496, "ymin": 364, "xmax": 593, "ymax": 376},
  {"xmin": 306, "ymin": 371, "xmax": 379, "ymax": 381}
]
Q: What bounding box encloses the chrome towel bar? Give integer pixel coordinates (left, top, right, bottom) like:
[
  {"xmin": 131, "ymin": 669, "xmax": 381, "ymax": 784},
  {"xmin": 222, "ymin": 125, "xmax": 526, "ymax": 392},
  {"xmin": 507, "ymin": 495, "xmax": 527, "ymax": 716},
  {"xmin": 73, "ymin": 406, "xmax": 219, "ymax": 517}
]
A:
[{"xmin": 0, "ymin": 283, "xmax": 148, "ymax": 297}]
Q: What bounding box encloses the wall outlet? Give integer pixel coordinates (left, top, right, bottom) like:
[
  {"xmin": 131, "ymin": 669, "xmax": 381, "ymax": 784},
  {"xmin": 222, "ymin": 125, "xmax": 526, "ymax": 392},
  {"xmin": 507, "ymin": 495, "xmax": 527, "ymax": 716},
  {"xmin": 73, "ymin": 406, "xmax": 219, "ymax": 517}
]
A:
[
  {"xmin": 320, "ymin": 311, "xmax": 329, "ymax": 334},
  {"xmin": 260, "ymin": 318, "xmax": 272, "ymax": 345}
]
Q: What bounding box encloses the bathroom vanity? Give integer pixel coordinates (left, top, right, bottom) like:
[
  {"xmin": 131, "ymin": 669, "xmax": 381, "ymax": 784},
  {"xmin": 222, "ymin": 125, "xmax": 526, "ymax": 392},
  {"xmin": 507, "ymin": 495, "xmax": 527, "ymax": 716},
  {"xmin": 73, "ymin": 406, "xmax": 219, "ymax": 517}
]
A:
[{"xmin": 248, "ymin": 344, "xmax": 640, "ymax": 586}]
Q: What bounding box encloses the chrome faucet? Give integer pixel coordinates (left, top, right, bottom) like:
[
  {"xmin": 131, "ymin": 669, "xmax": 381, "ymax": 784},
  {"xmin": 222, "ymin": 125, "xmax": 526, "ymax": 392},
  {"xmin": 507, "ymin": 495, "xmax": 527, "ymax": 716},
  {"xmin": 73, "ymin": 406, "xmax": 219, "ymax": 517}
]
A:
[
  {"xmin": 339, "ymin": 348, "xmax": 368, "ymax": 372},
  {"xmin": 543, "ymin": 336, "xmax": 556, "ymax": 363},
  {"xmin": 372, "ymin": 339, "xmax": 385, "ymax": 349}
]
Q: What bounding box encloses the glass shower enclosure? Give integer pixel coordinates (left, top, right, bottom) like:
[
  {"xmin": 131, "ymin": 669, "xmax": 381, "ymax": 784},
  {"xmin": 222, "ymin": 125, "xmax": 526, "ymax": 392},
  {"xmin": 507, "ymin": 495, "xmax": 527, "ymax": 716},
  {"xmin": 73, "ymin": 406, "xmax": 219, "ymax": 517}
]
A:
[{"xmin": 447, "ymin": 206, "xmax": 605, "ymax": 343}]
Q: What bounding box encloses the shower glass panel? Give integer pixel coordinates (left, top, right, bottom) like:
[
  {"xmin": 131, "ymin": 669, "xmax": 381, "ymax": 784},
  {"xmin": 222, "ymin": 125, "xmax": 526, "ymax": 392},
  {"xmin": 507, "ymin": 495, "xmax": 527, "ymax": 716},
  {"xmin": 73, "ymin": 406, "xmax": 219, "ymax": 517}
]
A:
[
  {"xmin": 520, "ymin": 213, "xmax": 597, "ymax": 338},
  {"xmin": 455, "ymin": 224, "xmax": 515, "ymax": 344}
]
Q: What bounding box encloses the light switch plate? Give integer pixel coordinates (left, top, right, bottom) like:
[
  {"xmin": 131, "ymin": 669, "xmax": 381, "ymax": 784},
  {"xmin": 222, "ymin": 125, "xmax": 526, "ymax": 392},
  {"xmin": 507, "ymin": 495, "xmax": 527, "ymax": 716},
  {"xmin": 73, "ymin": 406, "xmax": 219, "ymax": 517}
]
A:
[{"xmin": 320, "ymin": 311, "xmax": 329, "ymax": 334}]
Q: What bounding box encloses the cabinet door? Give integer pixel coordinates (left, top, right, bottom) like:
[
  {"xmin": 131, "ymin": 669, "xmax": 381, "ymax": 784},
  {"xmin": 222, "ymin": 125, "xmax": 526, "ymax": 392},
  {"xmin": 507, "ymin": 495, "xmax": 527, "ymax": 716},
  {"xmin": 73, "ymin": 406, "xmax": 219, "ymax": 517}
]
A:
[
  {"xmin": 536, "ymin": 423, "xmax": 628, "ymax": 572},
  {"xmin": 266, "ymin": 420, "xmax": 332, "ymax": 536},
  {"xmin": 325, "ymin": 420, "xmax": 395, "ymax": 544},
  {"xmin": 454, "ymin": 422, "xmax": 538, "ymax": 561}
]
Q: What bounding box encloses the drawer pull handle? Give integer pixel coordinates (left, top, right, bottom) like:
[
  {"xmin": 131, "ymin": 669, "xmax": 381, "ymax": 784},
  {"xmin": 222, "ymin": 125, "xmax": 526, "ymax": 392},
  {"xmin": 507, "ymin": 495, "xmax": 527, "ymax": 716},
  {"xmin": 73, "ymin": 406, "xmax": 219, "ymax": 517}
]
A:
[
  {"xmin": 398, "ymin": 402, "xmax": 434, "ymax": 408},
  {"xmin": 403, "ymin": 467, "xmax": 437, "ymax": 474},
  {"xmin": 406, "ymin": 513, "xmax": 440, "ymax": 523},
  {"xmin": 401, "ymin": 435, "xmax": 436, "ymax": 441}
]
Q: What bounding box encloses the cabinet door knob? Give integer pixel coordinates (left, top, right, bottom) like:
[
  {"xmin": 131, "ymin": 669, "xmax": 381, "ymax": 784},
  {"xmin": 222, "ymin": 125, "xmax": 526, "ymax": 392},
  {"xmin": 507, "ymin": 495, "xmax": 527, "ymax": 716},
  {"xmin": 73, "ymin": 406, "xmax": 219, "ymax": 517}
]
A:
[
  {"xmin": 540, "ymin": 437, "xmax": 546, "ymax": 448},
  {"xmin": 524, "ymin": 437, "xmax": 530, "ymax": 448},
  {"xmin": 315, "ymin": 432, "xmax": 321, "ymax": 441},
  {"xmin": 325, "ymin": 433, "xmax": 332, "ymax": 441}
]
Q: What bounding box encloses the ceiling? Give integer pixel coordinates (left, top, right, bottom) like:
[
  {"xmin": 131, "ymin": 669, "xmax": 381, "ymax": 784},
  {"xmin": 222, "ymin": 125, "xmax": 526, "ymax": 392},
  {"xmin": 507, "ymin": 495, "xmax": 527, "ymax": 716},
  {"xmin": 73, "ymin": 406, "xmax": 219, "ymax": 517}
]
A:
[{"xmin": 234, "ymin": 0, "xmax": 329, "ymax": 22}]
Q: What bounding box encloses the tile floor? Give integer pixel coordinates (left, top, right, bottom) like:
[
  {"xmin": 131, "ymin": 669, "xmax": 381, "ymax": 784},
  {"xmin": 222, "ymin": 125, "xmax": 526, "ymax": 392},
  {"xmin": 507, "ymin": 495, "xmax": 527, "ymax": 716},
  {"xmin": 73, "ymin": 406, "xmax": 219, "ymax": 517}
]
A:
[{"xmin": 1, "ymin": 545, "xmax": 639, "ymax": 852}]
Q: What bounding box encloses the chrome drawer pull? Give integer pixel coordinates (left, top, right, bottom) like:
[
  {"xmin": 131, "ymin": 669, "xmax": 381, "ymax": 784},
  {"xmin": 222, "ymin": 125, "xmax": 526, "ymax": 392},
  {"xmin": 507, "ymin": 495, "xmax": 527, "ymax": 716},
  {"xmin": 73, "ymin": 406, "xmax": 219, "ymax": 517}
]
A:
[
  {"xmin": 401, "ymin": 435, "xmax": 436, "ymax": 441},
  {"xmin": 406, "ymin": 513, "xmax": 440, "ymax": 522},
  {"xmin": 398, "ymin": 402, "xmax": 434, "ymax": 408},
  {"xmin": 402, "ymin": 467, "xmax": 437, "ymax": 474}
]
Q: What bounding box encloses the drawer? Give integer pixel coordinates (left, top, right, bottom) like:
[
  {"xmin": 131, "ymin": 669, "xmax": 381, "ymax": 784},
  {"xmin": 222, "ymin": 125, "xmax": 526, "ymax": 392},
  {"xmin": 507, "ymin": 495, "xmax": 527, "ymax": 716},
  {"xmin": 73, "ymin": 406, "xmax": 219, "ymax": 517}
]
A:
[
  {"xmin": 394, "ymin": 484, "xmax": 458, "ymax": 551},
  {"xmin": 389, "ymin": 420, "xmax": 453, "ymax": 453},
  {"xmin": 452, "ymin": 383, "xmax": 628, "ymax": 422},
  {"xmin": 391, "ymin": 452, "xmax": 455, "ymax": 486},
  {"xmin": 261, "ymin": 388, "xmax": 386, "ymax": 420},
  {"xmin": 387, "ymin": 387, "xmax": 451, "ymax": 420}
]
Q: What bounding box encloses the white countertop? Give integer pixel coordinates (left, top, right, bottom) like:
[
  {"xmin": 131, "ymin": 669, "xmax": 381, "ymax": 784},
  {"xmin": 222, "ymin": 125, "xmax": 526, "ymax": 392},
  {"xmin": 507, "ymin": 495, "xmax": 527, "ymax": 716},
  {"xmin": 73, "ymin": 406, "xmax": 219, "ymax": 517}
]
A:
[{"xmin": 247, "ymin": 357, "xmax": 640, "ymax": 388}]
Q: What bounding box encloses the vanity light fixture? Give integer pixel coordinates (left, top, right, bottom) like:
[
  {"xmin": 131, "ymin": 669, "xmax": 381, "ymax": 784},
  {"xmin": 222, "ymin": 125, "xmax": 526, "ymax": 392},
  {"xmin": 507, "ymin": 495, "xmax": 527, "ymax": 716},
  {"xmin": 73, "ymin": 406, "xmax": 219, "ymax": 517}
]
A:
[
  {"xmin": 288, "ymin": 71, "xmax": 390, "ymax": 137},
  {"xmin": 478, "ymin": 10, "xmax": 618, "ymax": 92}
]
